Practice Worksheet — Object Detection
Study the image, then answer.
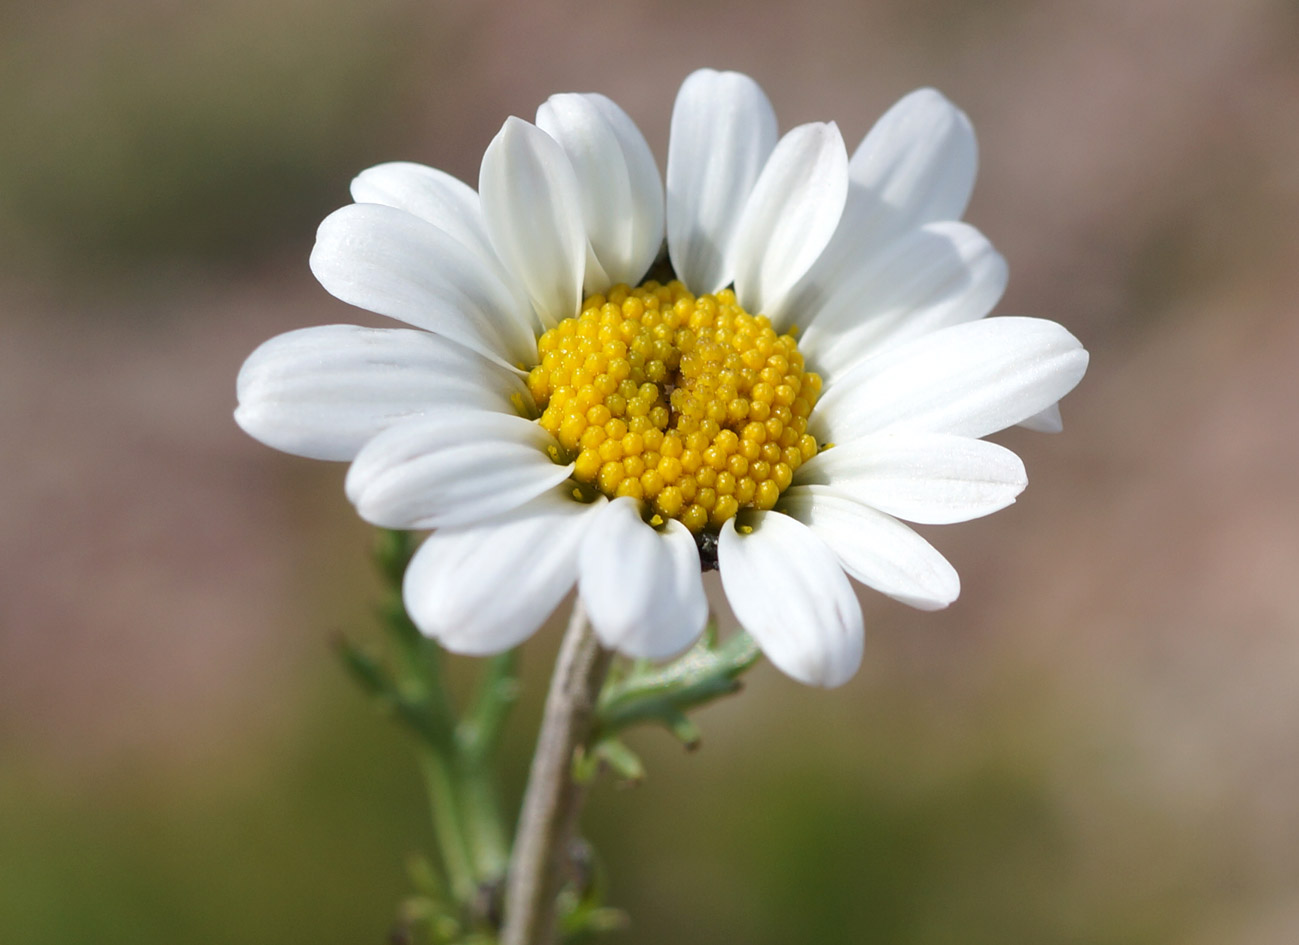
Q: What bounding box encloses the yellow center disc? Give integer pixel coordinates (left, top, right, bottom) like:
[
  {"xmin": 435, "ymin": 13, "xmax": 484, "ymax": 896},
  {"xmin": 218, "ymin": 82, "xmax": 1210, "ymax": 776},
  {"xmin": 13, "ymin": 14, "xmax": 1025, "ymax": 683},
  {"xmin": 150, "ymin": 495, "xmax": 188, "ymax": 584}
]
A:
[{"xmin": 527, "ymin": 280, "xmax": 822, "ymax": 532}]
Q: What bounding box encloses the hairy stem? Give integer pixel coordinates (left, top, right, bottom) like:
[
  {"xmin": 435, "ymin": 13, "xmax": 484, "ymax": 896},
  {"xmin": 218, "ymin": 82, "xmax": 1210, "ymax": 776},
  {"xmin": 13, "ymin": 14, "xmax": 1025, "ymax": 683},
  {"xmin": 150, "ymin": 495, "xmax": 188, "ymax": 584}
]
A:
[{"xmin": 501, "ymin": 601, "xmax": 613, "ymax": 945}]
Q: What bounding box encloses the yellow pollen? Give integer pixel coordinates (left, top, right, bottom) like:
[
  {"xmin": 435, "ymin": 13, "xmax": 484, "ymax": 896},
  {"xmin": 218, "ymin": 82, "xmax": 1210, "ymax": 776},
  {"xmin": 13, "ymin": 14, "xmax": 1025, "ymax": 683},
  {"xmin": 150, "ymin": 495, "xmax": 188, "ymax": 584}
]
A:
[{"xmin": 528, "ymin": 281, "xmax": 821, "ymax": 531}]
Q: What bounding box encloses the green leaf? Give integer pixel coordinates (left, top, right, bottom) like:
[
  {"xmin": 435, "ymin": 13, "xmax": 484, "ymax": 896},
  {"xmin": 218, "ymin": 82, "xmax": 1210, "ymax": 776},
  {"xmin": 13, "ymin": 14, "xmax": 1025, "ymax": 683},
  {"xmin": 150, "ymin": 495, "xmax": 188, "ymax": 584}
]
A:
[
  {"xmin": 587, "ymin": 738, "xmax": 646, "ymax": 785},
  {"xmin": 592, "ymin": 630, "xmax": 761, "ymax": 743}
]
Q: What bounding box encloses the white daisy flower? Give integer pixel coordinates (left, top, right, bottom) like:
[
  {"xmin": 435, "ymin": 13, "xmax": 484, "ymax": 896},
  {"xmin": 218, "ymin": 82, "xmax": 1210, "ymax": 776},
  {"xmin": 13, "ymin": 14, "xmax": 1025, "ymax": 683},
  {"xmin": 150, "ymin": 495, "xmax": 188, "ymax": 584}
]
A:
[{"xmin": 235, "ymin": 68, "xmax": 1088, "ymax": 688}]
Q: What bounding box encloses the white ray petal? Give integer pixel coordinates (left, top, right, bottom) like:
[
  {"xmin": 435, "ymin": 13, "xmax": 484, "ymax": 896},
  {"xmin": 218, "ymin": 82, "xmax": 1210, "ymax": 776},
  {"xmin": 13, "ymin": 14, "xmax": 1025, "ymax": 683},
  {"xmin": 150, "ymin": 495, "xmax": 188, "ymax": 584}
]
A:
[
  {"xmin": 797, "ymin": 222, "xmax": 1006, "ymax": 375},
  {"xmin": 403, "ymin": 489, "xmax": 600, "ymax": 654},
  {"xmin": 537, "ymin": 93, "xmax": 664, "ymax": 290},
  {"xmin": 1019, "ymin": 403, "xmax": 1064, "ymax": 433},
  {"xmin": 309, "ymin": 203, "xmax": 537, "ymax": 369},
  {"xmin": 730, "ymin": 122, "xmax": 849, "ymax": 316},
  {"xmin": 577, "ymin": 497, "xmax": 708, "ymax": 660},
  {"xmin": 779, "ymin": 485, "xmax": 959, "ymax": 610},
  {"xmin": 479, "ymin": 116, "xmax": 588, "ymax": 329},
  {"xmin": 718, "ymin": 512, "xmax": 863, "ymax": 688},
  {"xmin": 235, "ymin": 325, "xmax": 528, "ymax": 461},
  {"xmin": 776, "ymin": 88, "xmax": 978, "ymax": 325},
  {"xmin": 812, "ymin": 317, "xmax": 1089, "ymax": 443},
  {"xmin": 666, "ymin": 69, "xmax": 778, "ymax": 294},
  {"xmin": 345, "ymin": 410, "xmax": 573, "ymax": 529},
  {"xmin": 848, "ymin": 88, "xmax": 977, "ymax": 229},
  {"xmin": 349, "ymin": 162, "xmax": 504, "ymax": 278},
  {"xmin": 794, "ymin": 433, "xmax": 1026, "ymax": 525}
]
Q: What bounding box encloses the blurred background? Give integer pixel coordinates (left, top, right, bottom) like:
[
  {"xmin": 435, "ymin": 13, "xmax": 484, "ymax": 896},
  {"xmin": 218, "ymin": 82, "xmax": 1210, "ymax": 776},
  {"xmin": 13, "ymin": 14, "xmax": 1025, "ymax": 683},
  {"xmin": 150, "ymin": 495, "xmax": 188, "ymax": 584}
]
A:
[{"xmin": 3, "ymin": 0, "xmax": 1298, "ymax": 942}]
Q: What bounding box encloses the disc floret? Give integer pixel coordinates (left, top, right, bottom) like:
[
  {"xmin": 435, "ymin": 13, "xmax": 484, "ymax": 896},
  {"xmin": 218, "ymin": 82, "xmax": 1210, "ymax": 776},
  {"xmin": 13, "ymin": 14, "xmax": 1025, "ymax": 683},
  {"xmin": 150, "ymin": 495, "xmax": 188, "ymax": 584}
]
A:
[{"xmin": 527, "ymin": 281, "xmax": 821, "ymax": 532}]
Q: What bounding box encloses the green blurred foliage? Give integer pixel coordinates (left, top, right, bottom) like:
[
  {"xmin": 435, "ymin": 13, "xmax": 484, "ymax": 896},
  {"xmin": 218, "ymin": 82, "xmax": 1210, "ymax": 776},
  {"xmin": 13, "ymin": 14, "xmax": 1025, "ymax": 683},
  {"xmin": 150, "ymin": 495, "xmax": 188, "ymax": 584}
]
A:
[
  {"xmin": 0, "ymin": 3, "xmax": 417, "ymax": 278},
  {"xmin": 0, "ymin": 684, "xmax": 426, "ymax": 944}
]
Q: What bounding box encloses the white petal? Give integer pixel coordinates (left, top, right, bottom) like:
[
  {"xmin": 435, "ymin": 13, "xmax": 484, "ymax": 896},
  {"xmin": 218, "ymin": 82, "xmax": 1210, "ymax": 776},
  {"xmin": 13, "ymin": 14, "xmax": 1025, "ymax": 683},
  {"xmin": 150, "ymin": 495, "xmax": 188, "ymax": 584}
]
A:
[
  {"xmin": 578, "ymin": 498, "xmax": 708, "ymax": 660},
  {"xmin": 1019, "ymin": 403, "xmax": 1063, "ymax": 433},
  {"xmin": 730, "ymin": 122, "xmax": 849, "ymax": 315},
  {"xmin": 797, "ymin": 222, "xmax": 1007, "ymax": 374},
  {"xmin": 403, "ymin": 489, "xmax": 600, "ymax": 654},
  {"xmin": 536, "ymin": 93, "xmax": 664, "ymax": 290},
  {"xmin": 812, "ymin": 317, "xmax": 1089, "ymax": 443},
  {"xmin": 718, "ymin": 512, "xmax": 863, "ymax": 688},
  {"xmin": 779, "ymin": 485, "xmax": 959, "ymax": 610},
  {"xmin": 777, "ymin": 89, "xmax": 977, "ymax": 325},
  {"xmin": 349, "ymin": 162, "xmax": 503, "ymax": 277},
  {"xmin": 794, "ymin": 433, "xmax": 1026, "ymax": 525},
  {"xmin": 479, "ymin": 116, "xmax": 587, "ymax": 329},
  {"xmin": 309, "ymin": 203, "xmax": 538, "ymax": 369},
  {"xmin": 344, "ymin": 410, "xmax": 573, "ymax": 529},
  {"xmin": 848, "ymin": 88, "xmax": 977, "ymax": 229},
  {"xmin": 666, "ymin": 69, "xmax": 778, "ymax": 294},
  {"xmin": 235, "ymin": 325, "xmax": 529, "ymax": 461}
]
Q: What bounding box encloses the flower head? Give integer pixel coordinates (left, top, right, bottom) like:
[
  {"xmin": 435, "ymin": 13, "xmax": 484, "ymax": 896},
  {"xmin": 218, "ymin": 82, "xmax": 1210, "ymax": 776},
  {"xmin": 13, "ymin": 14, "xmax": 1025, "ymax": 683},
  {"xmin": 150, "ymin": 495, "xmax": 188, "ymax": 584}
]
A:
[{"xmin": 236, "ymin": 69, "xmax": 1088, "ymax": 687}]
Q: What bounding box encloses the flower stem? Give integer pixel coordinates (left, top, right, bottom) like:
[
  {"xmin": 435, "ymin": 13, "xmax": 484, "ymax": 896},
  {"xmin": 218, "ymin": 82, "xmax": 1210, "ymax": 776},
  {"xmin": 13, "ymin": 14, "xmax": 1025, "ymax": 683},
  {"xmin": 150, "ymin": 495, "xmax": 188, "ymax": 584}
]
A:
[
  {"xmin": 457, "ymin": 651, "xmax": 520, "ymax": 883},
  {"xmin": 501, "ymin": 600, "xmax": 613, "ymax": 945},
  {"xmin": 417, "ymin": 748, "xmax": 478, "ymax": 906}
]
